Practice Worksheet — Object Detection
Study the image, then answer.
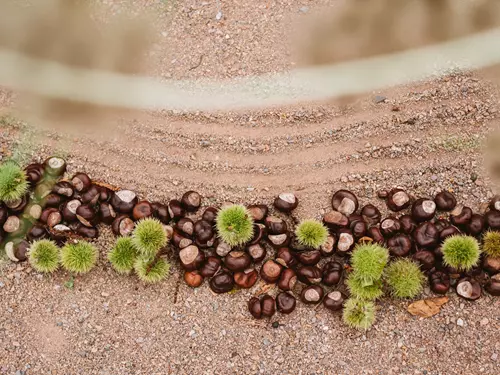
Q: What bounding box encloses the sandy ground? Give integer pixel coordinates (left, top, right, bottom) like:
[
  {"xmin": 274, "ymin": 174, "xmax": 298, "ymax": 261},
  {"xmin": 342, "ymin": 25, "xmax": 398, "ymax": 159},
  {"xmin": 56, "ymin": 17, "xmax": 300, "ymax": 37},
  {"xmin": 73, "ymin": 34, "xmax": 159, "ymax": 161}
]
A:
[{"xmin": 1, "ymin": 1, "xmax": 500, "ymax": 374}]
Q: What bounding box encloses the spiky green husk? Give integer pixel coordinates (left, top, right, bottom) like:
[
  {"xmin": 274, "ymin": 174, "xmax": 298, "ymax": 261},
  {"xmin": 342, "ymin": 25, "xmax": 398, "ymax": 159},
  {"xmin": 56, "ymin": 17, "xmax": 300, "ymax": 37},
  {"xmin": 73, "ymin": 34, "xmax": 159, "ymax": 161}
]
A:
[
  {"xmin": 385, "ymin": 259, "xmax": 425, "ymax": 298},
  {"xmin": 134, "ymin": 257, "xmax": 170, "ymax": 283},
  {"xmin": 350, "ymin": 243, "xmax": 389, "ymax": 284},
  {"xmin": 0, "ymin": 161, "xmax": 28, "ymax": 202},
  {"xmin": 108, "ymin": 237, "xmax": 138, "ymax": 274},
  {"xmin": 347, "ymin": 274, "xmax": 384, "ymax": 300},
  {"xmin": 215, "ymin": 204, "xmax": 254, "ymax": 246},
  {"xmin": 343, "ymin": 298, "xmax": 376, "ymax": 330},
  {"xmin": 295, "ymin": 219, "xmax": 328, "ymax": 249},
  {"xmin": 28, "ymin": 239, "xmax": 60, "ymax": 273},
  {"xmin": 442, "ymin": 235, "xmax": 480, "ymax": 271},
  {"xmin": 132, "ymin": 218, "xmax": 167, "ymax": 259},
  {"xmin": 483, "ymin": 231, "xmax": 500, "ymax": 258},
  {"xmin": 60, "ymin": 241, "xmax": 98, "ymax": 274}
]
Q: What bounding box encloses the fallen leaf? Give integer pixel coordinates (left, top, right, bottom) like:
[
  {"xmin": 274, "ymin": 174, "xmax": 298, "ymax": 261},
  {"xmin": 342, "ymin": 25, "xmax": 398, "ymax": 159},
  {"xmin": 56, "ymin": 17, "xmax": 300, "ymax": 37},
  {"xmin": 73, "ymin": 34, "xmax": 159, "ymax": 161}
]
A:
[{"xmin": 407, "ymin": 297, "xmax": 449, "ymax": 318}]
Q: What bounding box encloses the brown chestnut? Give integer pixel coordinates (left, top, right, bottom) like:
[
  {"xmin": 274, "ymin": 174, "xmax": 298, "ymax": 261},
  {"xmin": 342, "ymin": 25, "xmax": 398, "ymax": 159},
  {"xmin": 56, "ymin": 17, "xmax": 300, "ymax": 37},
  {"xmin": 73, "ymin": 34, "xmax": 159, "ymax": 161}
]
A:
[
  {"xmin": 3, "ymin": 216, "xmax": 22, "ymax": 233},
  {"xmin": 151, "ymin": 202, "xmax": 170, "ymax": 224},
  {"xmin": 413, "ymin": 250, "xmax": 435, "ymax": 270},
  {"xmin": 215, "ymin": 242, "xmax": 232, "ymax": 257},
  {"xmin": 49, "ymin": 224, "xmax": 72, "ymax": 244},
  {"xmin": 249, "ymin": 223, "xmax": 266, "ymax": 245},
  {"xmin": 301, "ymin": 285, "xmax": 324, "ymax": 304},
  {"xmin": 194, "ymin": 220, "xmax": 214, "ymax": 246},
  {"xmin": 60, "ymin": 199, "xmax": 79, "ymax": 223},
  {"xmin": 132, "ymin": 201, "xmax": 154, "ymax": 221},
  {"xmin": 489, "ymin": 196, "xmax": 500, "ymax": 212},
  {"xmin": 172, "ymin": 230, "xmax": 193, "ymax": 249},
  {"xmin": 261, "ymin": 295, "xmax": 276, "ymax": 317},
  {"xmin": 5, "ymin": 240, "xmax": 30, "ymax": 262},
  {"xmin": 450, "ymin": 205, "xmax": 473, "ymax": 227},
  {"xmin": 413, "ymin": 222, "xmax": 439, "ymax": 249},
  {"xmin": 209, "ymin": 270, "xmax": 234, "ymax": 293},
  {"xmin": 387, "ymin": 234, "xmax": 413, "ymax": 257},
  {"xmin": 275, "ymin": 247, "xmax": 298, "ymax": 268},
  {"xmin": 201, "ymin": 207, "xmax": 218, "ymax": 224},
  {"xmin": 268, "ymin": 233, "xmax": 290, "ymax": 248},
  {"xmin": 44, "ymin": 156, "xmax": 66, "ymax": 176},
  {"xmin": 80, "ymin": 185, "xmax": 101, "ymax": 205},
  {"xmin": 386, "ymin": 188, "xmax": 411, "ymax": 212},
  {"xmin": 440, "ymin": 225, "xmax": 461, "ymax": 240},
  {"xmin": 274, "ymin": 193, "xmax": 299, "ymax": 213},
  {"xmin": 297, "ymin": 250, "xmax": 321, "ymax": 266},
  {"xmin": 76, "ymin": 204, "xmax": 98, "ymax": 227},
  {"xmin": 483, "ymin": 256, "xmax": 500, "ymax": 274},
  {"xmin": 97, "ymin": 186, "xmax": 113, "ymax": 202},
  {"xmin": 278, "ymin": 268, "xmax": 297, "ymax": 291},
  {"xmin": 399, "ymin": 215, "xmax": 417, "ymax": 234},
  {"xmin": 465, "ymin": 214, "xmax": 485, "ymax": 236},
  {"xmin": 247, "ymin": 243, "xmax": 266, "ymax": 263},
  {"xmin": 260, "ymin": 259, "xmax": 283, "ymax": 283},
  {"xmin": 52, "ymin": 181, "xmax": 74, "ymax": 198},
  {"xmin": 75, "ymin": 224, "xmax": 98, "ymax": 239},
  {"xmin": 200, "ymin": 256, "xmax": 222, "ymax": 278},
  {"xmin": 367, "ymin": 227, "xmax": 384, "ymax": 244},
  {"xmin": 181, "ymin": 190, "xmax": 201, "ymax": 212},
  {"xmin": 485, "ymin": 274, "xmax": 500, "ymax": 296},
  {"xmin": 320, "ymin": 235, "xmax": 336, "ymax": 257},
  {"xmin": 434, "ymin": 191, "xmax": 457, "ymax": 211},
  {"xmin": 224, "ymin": 251, "xmax": 251, "ymax": 272},
  {"xmin": 411, "ymin": 198, "xmax": 436, "ymax": 222},
  {"xmin": 434, "ymin": 219, "xmax": 450, "ymax": 233},
  {"xmin": 332, "ymin": 190, "xmax": 359, "ymax": 216},
  {"xmin": 323, "ymin": 210, "xmax": 349, "ymax": 229},
  {"xmin": 349, "ymin": 217, "xmax": 367, "ymax": 239},
  {"xmin": 322, "ymin": 261, "xmax": 343, "ymax": 286},
  {"xmin": 71, "ymin": 172, "xmax": 91, "ymax": 193},
  {"xmin": 247, "ymin": 204, "xmax": 268, "ymax": 222},
  {"xmin": 361, "ymin": 204, "xmax": 381, "ymax": 226},
  {"xmin": 40, "ymin": 208, "xmax": 62, "ymax": 227},
  {"xmin": 27, "ymin": 223, "xmax": 48, "ymax": 241},
  {"xmin": 429, "ymin": 271, "xmax": 450, "ymax": 294},
  {"xmin": 323, "ymin": 291, "xmax": 346, "ymax": 312},
  {"xmin": 5, "ymin": 195, "xmax": 28, "ymax": 214},
  {"xmin": 234, "ymin": 268, "xmax": 258, "ymax": 288},
  {"xmin": 380, "ymin": 217, "xmax": 402, "ymax": 237},
  {"xmin": 456, "ymin": 277, "xmax": 482, "ymax": 300},
  {"xmin": 43, "ymin": 193, "xmax": 65, "ymax": 208},
  {"xmin": 296, "ymin": 266, "xmax": 322, "ymax": 284},
  {"xmin": 99, "ymin": 202, "xmax": 117, "ymax": 225},
  {"xmin": 336, "ymin": 229, "xmax": 355, "ymax": 254},
  {"xmin": 248, "ymin": 297, "xmax": 262, "ymax": 319},
  {"xmin": 176, "ymin": 217, "xmax": 194, "ymax": 237},
  {"xmin": 179, "ymin": 245, "xmax": 205, "ymax": 271},
  {"xmin": 111, "ymin": 215, "xmax": 135, "ymax": 236},
  {"xmin": 276, "ymin": 292, "xmax": 296, "ymax": 314},
  {"xmin": 265, "ymin": 216, "xmax": 287, "ymax": 235},
  {"xmin": 111, "ymin": 190, "xmax": 138, "ymax": 214},
  {"xmin": 184, "ymin": 270, "xmax": 204, "ymax": 287},
  {"xmin": 25, "ymin": 163, "xmax": 44, "ymax": 185},
  {"xmin": 167, "ymin": 199, "xmax": 185, "ymax": 221},
  {"xmin": 485, "ymin": 210, "xmax": 500, "ymax": 230}
]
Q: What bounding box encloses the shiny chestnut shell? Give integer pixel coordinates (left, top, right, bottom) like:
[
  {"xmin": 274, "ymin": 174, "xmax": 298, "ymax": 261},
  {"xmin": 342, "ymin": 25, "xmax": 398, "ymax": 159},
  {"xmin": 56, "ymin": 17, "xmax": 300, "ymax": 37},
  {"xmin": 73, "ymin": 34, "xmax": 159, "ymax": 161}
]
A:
[
  {"xmin": 264, "ymin": 216, "xmax": 287, "ymax": 235},
  {"xmin": 399, "ymin": 215, "xmax": 417, "ymax": 234},
  {"xmin": 322, "ymin": 261, "xmax": 343, "ymax": 286},
  {"xmin": 485, "ymin": 210, "xmax": 500, "ymax": 230},
  {"xmin": 275, "ymin": 247, "xmax": 298, "ymax": 268},
  {"xmin": 332, "ymin": 190, "xmax": 359, "ymax": 216},
  {"xmin": 201, "ymin": 207, "xmax": 218, "ymax": 224},
  {"xmin": 413, "ymin": 250, "xmax": 436, "ymax": 270},
  {"xmin": 323, "ymin": 210, "xmax": 349, "ymax": 229},
  {"xmin": 261, "ymin": 295, "xmax": 276, "ymax": 317},
  {"xmin": 465, "ymin": 214, "xmax": 485, "ymax": 236},
  {"xmin": 132, "ymin": 201, "xmax": 154, "ymax": 221},
  {"xmin": 179, "ymin": 245, "xmax": 205, "ymax": 271},
  {"xmin": 296, "ymin": 266, "xmax": 322, "ymax": 285},
  {"xmin": 386, "ymin": 188, "xmax": 411, "ymax": 212},
  {"xmin": 429, "ymin": 271, "xmax": 450, "ymax": 294},
  {"xmin": 434, "ymin": 191, "xmax": 457, "ymax": 211},
  {"xmin": 234, "ymin": 268, "xmax": 258, "ymax": 288},
  {"xmin": 380, "ymin": 217, "xmax": 401, "ymax": 237},
  {"xmin": 361, "ymin": 204, "xmax": 381, "ymax": 226},
  {"xmin": 200, "ymin": 256, "xmax": 222, "ymax": 278},
  {"xmin": 224, "ymin": 251, "xmax": 252, "ymax": 272},
  {"xmin": 181, "ymin": 191, "xmax": 201, "ymax": 212},
  {"xmin": 450, "ymin": 206, "xmax": 473, "ymax": 227},
  {"xmin": 111, "ymin": 190, "xmax": 138, "ymax": 214},
  {"xmin": 297, "ymin": 250, "xmax": 321, "ymax": 266},
  {"xmin": 71, "ymin": 172, "xmax": 91, "ymax": 193},
  {"xmin": 323, "ymin": 291, "xmax": 345, "ymax": 312},
  {"xmin": 301, "ymin": 285, "xmax": 324, "ymax": 304},
  {"xmin": 247, "ymin": 244, "xmax": 266, "ymax": 263},
  {"xmin": 111, "ymin": 215, "xmax": 135, "ymax": 236},
  {"xmin": 260, "ymin": 260, "xmax": 283, "ymax": 283},
  {"xmin": 209, "ymin": 270, "xmax": 234, "ymax": 294},
  {"xmin": 278, "ymin": 268, "xmax": 297, "ymax": 291},
  {"xmin": 247, "ymin": 204, "xmax": 268, "ymax": 222},
  {"xmin": 387, "ymin": 234, "xmax": 413, "ymax": 257},
  {"xmin": 413, "ymin": 222, "xmax": 439, "ymax": 249},
  {"xmin": 274, "ymin": 193, "xmax": 299, "ymax": 213},
  {"xmin": 184, "ymin": 270, "xmax": 204, "ymax": 288},
  {"xmin": 411, "ymin": 198, "xmax": 437, "ymax": 223},
  {"xmin": 276, "ymin": 292, "xmax": 296, "ymax": 314}
]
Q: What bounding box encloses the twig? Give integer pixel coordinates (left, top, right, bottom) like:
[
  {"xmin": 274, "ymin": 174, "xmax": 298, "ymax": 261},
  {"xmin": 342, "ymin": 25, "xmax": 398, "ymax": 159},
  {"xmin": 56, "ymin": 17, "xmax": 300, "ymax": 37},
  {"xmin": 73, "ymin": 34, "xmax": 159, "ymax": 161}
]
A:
[{"xmin": 188, "ymin": 55, "xmax": 204, "ymax": 71}]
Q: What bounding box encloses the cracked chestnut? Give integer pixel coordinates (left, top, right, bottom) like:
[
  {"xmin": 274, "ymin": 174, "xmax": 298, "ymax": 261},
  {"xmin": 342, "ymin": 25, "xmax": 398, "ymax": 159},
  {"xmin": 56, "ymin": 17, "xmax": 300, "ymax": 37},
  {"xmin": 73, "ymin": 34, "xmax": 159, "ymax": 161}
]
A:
[
  {"xmin": 301, "ymin": 285, "xmax": 324, "ymax": 304},
  {"xmin": 456, "ymin": 277, "xmax": 482, "ymax": 300},
  {"xmin": 275, "ymin": 247, "xmax": 298, "ymax": 268},
  {"xmin": 336, "ymin": 229, "xmax": 355, "ymax": 254},
  {"xmin": 260, "ymin": 260, "xmax": 283, "ymax": 283},
  {"xmin": 71, "ymin": 172, "xmax": 91, "ymax": 193},
  {"xmin": 268, "ymin": 232, "xmax": 290, "ymax": 248},
  {"xmin": 234, "ymin": 268, "xmax": 258, "ymax": 288},
  {"xmin": 276, "ymin": 292, "xmax": 296, "ymax": 314},
  {"xmin": 386, "ymin": 188, "xmax": 411, "ymax": 212},
  {"xmin": 99, "ymin": 202, "xmax": 116, "ymax": 225},
  {"xmin": 215, "ymin": 242, "xmax": 231, "ymax": 257},
  {"xmin": 209, "ymin": 270, "xmax": 234, "ymax": 293},
  {"xmin": 434, "ymin": 191, "xmax": 457, "ymax": 211},
  {"xmin": 181, "ymin": 191, "xmax": 201, "ymax": 212},
  {"xmin": 296, "ymin": 265, "xmax": 322, "ymax": 285},
  {"xmin": 224, "ymin": 251, "xmax": 251, "ymax": 272},
  {"xmin": 179, "ymin": 245, "xmax": 205, "ymax": 271},
  {"xmin": 320, "ymin": 234, "xmax": 336, "ymax": 257},
  {"xmin": 274, "ymin": 193, "xmax": 299, "ymax": 213},
  {"xmin": 40, "ymin": 208, "xmax": 62, "ymax": 227},
  {"xmin": 249, "ymin": 223, "xmax": 266, "ymax": 245},
  {"xmin": 323, "ymin": 291, "xmax": 346, "ymax": 312},
  {"xmin": 111, "ymin": 215, "xmax": 135, "ymax": 236},
  {"xmin": 81, "ymin": 185, "xmax": 100, "ymax": 205},
  {"xmin": 52, "ymin": 181, "xmax": 74, "ymax": 198},
  {"xmin": 76, "ymin": 204, "xmax": 98, "ymax": 227}
]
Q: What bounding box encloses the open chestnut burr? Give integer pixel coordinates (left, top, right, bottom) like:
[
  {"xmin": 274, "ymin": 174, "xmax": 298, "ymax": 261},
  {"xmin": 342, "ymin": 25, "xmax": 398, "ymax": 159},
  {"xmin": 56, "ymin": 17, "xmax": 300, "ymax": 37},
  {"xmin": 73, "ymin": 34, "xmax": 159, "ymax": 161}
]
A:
[
  {"xmin": 274, "ymin": 193, "xmax": 299, "ymax": 213},
  {"xmin": 276, "ymin": 292, "xmax": 296, "ymax": 314},
  {"xmin": 332, "ymin": 190, "xmax": 359, "ymax": 216},
  {"xmin": 209, "ymin": 270, "xmax": 234, "ymax": 294},
  {"xmin": 323, "ymin": 291, "xmax": 346, "ymax": 312},
  {"xmin": 434, "ymin": 191, "xmax": 457, "ymax": 211},
  {"xmin": 386, "ymin": 188, "xmax": 411, "ymax": 212},
  {"xmin": 181, "ymin": 191, "xmax": 201, "ymax": 212},
  {"xmin": 301, "ymin": 285, "xmax": 324, "ymax": 304},
  {"xmin": 234, "ymin": 268, "xmax": 258, "ymax": 288},
  {"xmin": 411, "ymin": 198, "xmax": 436, "ymax": 222},
  {"xmin": 456, "ymin": 277, "xmax": 482, "ymax": 300}
]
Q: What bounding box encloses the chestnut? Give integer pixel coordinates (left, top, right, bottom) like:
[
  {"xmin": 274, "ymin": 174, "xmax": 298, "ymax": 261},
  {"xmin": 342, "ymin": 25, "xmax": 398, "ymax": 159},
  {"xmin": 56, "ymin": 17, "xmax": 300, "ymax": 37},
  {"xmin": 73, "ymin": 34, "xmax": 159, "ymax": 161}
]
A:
[
  {"xmin": 111, "ymin": 190, "xmax": 138, "ymax": 214},
  {"xmin": 278, "ymin": 268, "xmax": 297, "ymax": 291},
  {"xmin": 99, "ymin": 202, "xmax": 116, "ymax": 225},
  {"xmin": 440, "ymin": 225, "xmax": 461, "ymax": 241},
  {"xmin": 275, "ymin": 247, "xmax": 298, "ymax": 268},
  {"xmin": 44, "ymin": 156, "xmax": 66, "ymax": 176},
  {"xmin": 483, "ymin": 256, "xmax": 500, "ymax": 274},
  {"xmin": 43, "ymin": 193, "xmax": 65, "ymax": 208},
  {"xmin": 200, "ymin": 256, "xmax": 222, "ymax": 278},
  {"xmin": 184, "ymin": 270, "xmax": 204, "ymax": 288},
  {"xmin": 216, "ymin": 242, "xmax": 232, "ymax": 257},
  {"xmin": 247, "ymin": 204, "xmax": 268, "ymax": 222},
  {"xmin": 3, "ymin": 216, "xmax": 22, "ymax": 233},
  {"xmin": 276, "ymin": 292, "xmax": 296, "ymax": 314},
  {"xmin": 79, "ymin": 184, "xmax": 100, "ymax": 204},
  {"xmin": 336, "ymin": 229, "xmax": 355, "ymax": 254},
  {"xmin": 361, "ymin": 204, "xmax": 381, "ymax": 226},
  {"xmin": 264, "ymin": 216, "xmax": 287, "ymax": 235},
  {"xmin": 176, "ymin": 218, "xmax": 194, "ymax": 237},
  {"xmin": 260, "ymin": 260, "xmax": 283, "ymax": 283},
  {"xmin": 261, "ymin": 295, "xmax": 276, "ymax": 317},
  {"xmin": 296, "ymin": 266, "xmax": 322, "ymax": 284},
  {"xmin": 27, "ymin": 223, "xmax": 48, "ymax": 241},
  {"xmin": 209, "ymin": 270, "xmax": 234, "ymax": 294},
  {"xmin": 377, "ymin": 189, "xmax": 389, "ymax": 199},
  {"xmin": 434, "ymin": 219, "xmax": 450, "ymax": 233},
  {"xmin": 40, "ymin": 208, "xmax": 62, "ymax": 227},
  {"xmin": 429, "ymin": 271, "xmax": 450, "ymax": 294},
  {"xmin": 131, "ymin": 201, "xmax": 153, "ymax": 221},
  {"xmin": 367, "ymin": 227, "xmax": 384, "ymax": 244},
  {"xmin": 167, "ymin": 199, "xmax": 185, "ymax": 221},
  {"xmin": 75, "ymin": 224, "xmax": 98, "ymax": 239},
  {"xmin": 151, "ymin": 202, "xmax": 170, "ymax": 224},
  {"xmin": 332, "ymin": 190, "xmax": 359, "ymax": 216},
  {"xmin": 248, "ymin": 297, "xmax": 262, "ymax": 319},
  {"xmin": 234, "ymin": 268, "xmax": 258, "ymax": 288},
  {"xmin": 456, "ymin": 277, "xmax": 482, "ymax": 300},
  {"xmin": 111, "ymin": 215, "xmax": 135, "ymax": 236},
  {"xmin": 387, "ymin": 234, "xmax": 413, "ymax": 257},
  {"xmin": 249, "ymin": 223, "xmax": 266, "ymax": 245},
  {"xmin": 5, "ymin": 195, "xmax": 28, "ymax": 214},
  {"xmin": 5, "ymin": 240, "xmax": 29, "ymax": 262},
  {"xmin": 194, "ymin": 220, "xmax": 214, "ymax": 246},
  {"xmin": 71, "ymin": 172, "xmax": 91, "ymax": 193},
  {"xmin": 224, "ymin": 251, "xmax": 251, "ymax": 272},
  {"xmin": 323, "ymin": 210, "xmax": 349, "ymax": 229},
  {"xmin": 25, "ymin": 163, "xmax": 44, "ymax": 185},
  {"xmin": 465, "ymin": 214, "xmax": 485, "ymax": 236},
  {"xmin": 450, "ymin": 206, "xmax": 473, "ymax": 227},
  {"xmin": 485, "ymin": 210, "xmax": 500, "ymax": 230},
  {"xmin": 76, "ymin": 204, "xmax": 98, "ymax": 227},
  {"xmin": 380, "ymin": 217, "xmax": 401, "ymax": 237},
  {"xmin": 61, "ymin": 199, "xmax": 81, "ymax": 222},
  {"xmin": 297, "ymin": 250, "xmax": 321, "ymax": 266},
  {"xmin": 413, "ymin": 250, "xmax": 436, "ymax": 270},
  {"xmin": 268, "ymin": 233, "xmax": 290, "ymax": 248},
  {"xmin": 434, "ymin": 191, "xmax": 457, "ymax": 211},
  {"xmin": 320, "ymin": 234, "xmax": 336, "ymax": 257},
  {"xmin": 181, "ymin": 190, "xmax": 201, "ymax": 212},
  {"xmin": 52, "ymin": 181, "xmax": 74, "ymax": 198},
  {"xmin": 49, "ymin": 224, "xmax": 72, "ymax": 244},
  {"xmin": 322, "ymin": 261, "xmax": 343, "ymax": 286},
  {"xmin": 301, "ymin": 285, "xmax": 324, "ymax": 304},
  {"xmin": 247, "ymin": 243, "xmax": 266, "ymax": 263},
  {"xmin": 411, "ymin": 198, "xmax": 436, "ymax": 222},
  {"xmin": 485, "ymin": 274, "xmax": 500, "ymax": 296},
  {"xmin": 179, "ymin": 245, "xmax": 205, "ymax": 271},
  {"xmin": 323, "ymin": 291, "xmax": 346, "ymax": 312},
  {"xmin": 413, "ymin": 222, "xmax": 439, "ymax": 249},
  {"xmin": 97, "ymin": 186, "xmax": 113, "ymax": 202},
  {"xmin": 386, "ymin": 188, "xmax": 411, "ymax": 212},
  {"xmin": 201, "ymin": 207, "xmax": 218, "ymax": 224},
  {"xmin": 274, "ymin": 193, "xmax": 299, "ymax": 213},
  {"xmin": 349, "ymin": 217, "xmax": 367, "ymax": 239},
  {"xmin": 489, "ymin": 196, "xmax": 500, "ymax": 212},
  {"xmin": 399, "ymin": 215, "xmax": 417, "ymax": 234}
]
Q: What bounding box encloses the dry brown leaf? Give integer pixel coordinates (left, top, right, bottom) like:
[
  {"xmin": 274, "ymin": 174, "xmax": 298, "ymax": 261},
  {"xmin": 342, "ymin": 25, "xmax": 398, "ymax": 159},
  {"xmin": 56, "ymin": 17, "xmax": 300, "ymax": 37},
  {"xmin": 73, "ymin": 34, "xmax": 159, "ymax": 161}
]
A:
[
  {"xmin": 407, "ymin": 297, "xmax": 449, "ymax": 318},
  {"xmin": 254, "ymin": 282, "xmax": 276, "ymax": 297}
]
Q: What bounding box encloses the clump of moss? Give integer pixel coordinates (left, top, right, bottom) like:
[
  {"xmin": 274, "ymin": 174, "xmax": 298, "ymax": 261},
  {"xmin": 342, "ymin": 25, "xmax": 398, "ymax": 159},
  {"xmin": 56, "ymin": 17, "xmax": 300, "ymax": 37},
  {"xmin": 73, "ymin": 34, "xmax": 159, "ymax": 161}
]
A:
[
  {"xmin": 215, "ymin": 204, "xmax": 254, "ymax": 246},
  {"xmin": 347, "ymin": 276, "xmax": 384, "ymax": 300},
  {"xmin": 295, "ymin": 219, "xmax": 328, "ymax": 249},
  {"xmin": 134, "ymin": 257, "xmax": 170, "ymax": 283},
  {"xmin": 0, "ymin": 161, "xmax": 28, "ymax": 202},
  {"xmin": 132, "ymin": 218, "xmax": 167, "ymax": 260},
  {"xmin": 350, "ymin": 243, "xmax": 390, "ymax": 285},
  {"xmin": 108, "ymin": 237, "xmax": 138, "ymax": 274},
  {"xmin": 442, "ymin": 235, "xmax": 480, "ymax": 271},
  {"xmin": 342, "ymin": 298, "xmax": 376, "ymax": 330},
  {"xmin": 28, "ymin": 239, "xmax": 60, "ymax": 273},
  {"xmin": 483, "ymin": 231, "xmax": 500, "ymax": 258},
  {"xmin": 385, "ymin": 259, "xmax": 425, "ymax": 298},
  {"xmin": 60, "ymin": 241, "xmax": 98, "ymax": 274}
]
